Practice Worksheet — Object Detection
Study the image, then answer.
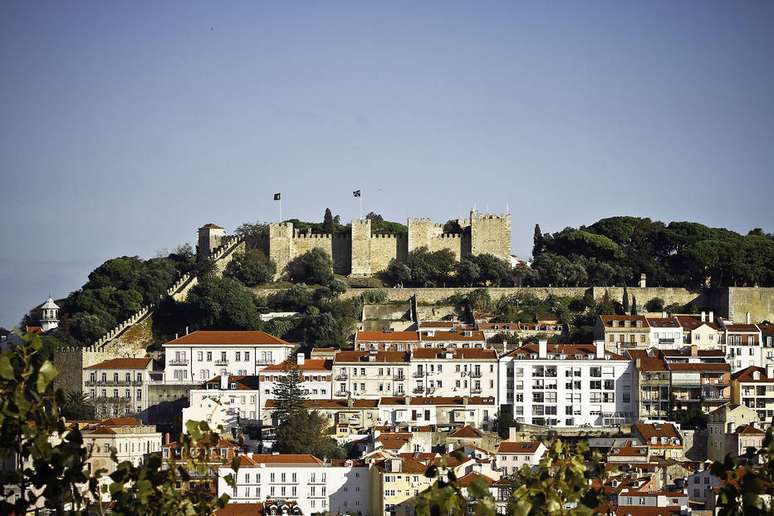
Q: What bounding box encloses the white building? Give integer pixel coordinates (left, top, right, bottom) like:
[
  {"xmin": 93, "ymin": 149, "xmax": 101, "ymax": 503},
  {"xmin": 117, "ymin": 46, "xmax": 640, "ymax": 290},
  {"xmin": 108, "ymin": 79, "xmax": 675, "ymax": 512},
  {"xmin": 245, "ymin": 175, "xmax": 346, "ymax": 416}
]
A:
[
  {"xmin": 81, "ymin": 417, "xmax": 162, "ymax": 501},
  {"xmin": 646, "ymin": 316, "xmax": 684, "ymax": 349},
  {"xmin": 498, "ymin": 341, "xmax": 636, "ymax": 427},
  {"xmin": 217, "ymin": 454, "xmax": 370, "ymax": 515},
  {"xmin": 84, "ymin": 357, "xmax": 153, "ymax": 420},
  {"xmin": 259, "ymin": 354, "xmax": 333, "ymax": 404},
  {"xmin": 354, "ymin": 331, "xmax": 421, "ymax": 352},
  {"xmin": 496, "ymin": 441, "xmax": 546, "ymax": 475},
  {"xmin": 409, "ymin": 348, "xmax": 498, "ymax": 399},
  {"xmin": 185, "ymin": 375, "xmax": 261, "ymax": 433},
  {"xmin": 722, "ymin": 322, "xmax": 763, "ymax": 372},
  {"xmin": 332, "ymin": 350, "xmax": 410, "ymax": 398},
  {"xmin": 419, "ymin": 330, "xmax": 488, "ymax": 349},
  {"xmin": 39, "ymin": 297, "xmax": 60, "ymax": 332},
  {"xmin": 377, "ymin": 396, "xmax": 497, "ymax": 430},
  {"xmin": 162, "ymin": 330, "xmax": 294, "ymax": 384}
]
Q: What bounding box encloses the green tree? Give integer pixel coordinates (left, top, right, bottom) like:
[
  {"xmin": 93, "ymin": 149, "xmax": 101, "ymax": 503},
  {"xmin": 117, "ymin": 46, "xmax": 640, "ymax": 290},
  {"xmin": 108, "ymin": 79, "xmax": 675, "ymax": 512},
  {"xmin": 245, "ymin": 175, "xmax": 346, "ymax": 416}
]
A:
[
  {"xmin": 622, "ymin": 287, "xmax": 630, "ymax": 313},
  {"xmin": 323, "ymin": 208, "xmax": 335, "ymax": 235},
  {"xmin": 287, "ymin": 249, "xmax": 335, "ymax": 285},
  {"xmin": 61, "ymin": 390, "xmax": 96, "ymax": 420},
  {"xmin": 303, "ymin": 310, "xmax": 344, "ymax": 347},
  {"xmin": 645, "ymin": 297, "xmax": 665, "ymax": 312},
  {"xmin": 271, "ymin": 364, "xmax": 306, "ymax": 423},
  {"xmin": 224, "ymin": 249, "xmax": 276, "ymax": 286},
  {"xmin": 185, "ymin": 277, "xmax": 261, "ymax": 330},
  {"xmin": 273, "ymin": 410, "xmax": 344, "ymax": 459},
  {"xmin": 457, "ymin": 258, "xmax": 481, "ymax": 286},
  {"xmin": 533, "ymin": 224, "xmax": 545, "ymax": 257},
  {"xmin": 631, "ymin": 295, "xmax": 638, "ymax": 315}
]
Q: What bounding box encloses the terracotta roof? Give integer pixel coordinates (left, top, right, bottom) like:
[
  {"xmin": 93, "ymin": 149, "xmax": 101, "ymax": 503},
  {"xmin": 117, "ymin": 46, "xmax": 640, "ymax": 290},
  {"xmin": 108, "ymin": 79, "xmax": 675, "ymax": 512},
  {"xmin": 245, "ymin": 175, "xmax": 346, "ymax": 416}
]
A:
[
  {"xmin": 355, "ymin": 331, "xmax": 419, "ymax": 342},
  {"xmin": 666, "ymin": 362, "xmax": 730, "ymax": 372},
  {"xmin": 334, "ymin": 351, "xmax": 409, "ymax": 363},
  {"xmin": 627, "ymin": 349, "xmax": 668, "ymax": 372},
  {"xmin": 675, "ymin": 316, "xmax": 720, "ymax": 331},
  {"xmin": 634, "ymin": 422, "xmax": 682, "ymax": 445},
  {"xmin": 419, "ymin": 321, "xmax": 456, "ymax": 329},
  {"xmin": 231, "ymin": 454, "xmax": 324, "ymax": 467},
  {"xmin": 456, "ymin": 472, "xmax": 494, "ymax": 487},
  {"xmin": 646, "ymin": 317, "xmax": 681, "ymax": 328},
  {"xmin": 420, "ymin": 330, "xmax": 485, "ymax": 341},
  {"xmin": 216, "ymin": 503, "xmax": 264, "ymax": 516},
  {"xmin": 600, "ymin": 315, "xmax": 649, "ymax": 327},
  {"xmin": 377, "ymin": 434, "xmax": 411, "ymax": 450},
  {"xmin": 101, "ymin": 417, "xmax": 143, "ymax": 426},
  {"xmin": 725, "ymin": 324, "xmax": 760, "ymax": 332},
  {"xmin": 731, "ymin": 366, "xmax": 773, "ymax": 383},
  {"xmin": 411, "ymin": 348, "xmax": 496, "ymax": 360},
  {"xmin": 165, "ymin": 330, "xmax": 290, "ymax": 346},
  {"xmin": 375, "ymin": 456, "xmax": 427, "ymax": 474},
  {"xmin": 449, "ymin": 425, "xmax": 484, "ymax": 439},
  {"xmin": 379, "ymin": 396, "xmax": 495, "ymax": 406},
  {"xmin": 203, "ymin": 375, "xmax": 260, "ymax": 390},
  {"xmin": 506, "ymin": 342, "xmax": 626, "ymax": 361},
  {"xmin": 735, "ymin": 424, "xmax": 766, "ymax": 435},
  {"xmin": 261, "ymin": 359, "xmax": 332, "ymax": 372},
  {"xmin": 85, "ymin": 357, "xmax": 152, "ymax": 370},
  {"xmin": 264, "ymin": 399, "xmax": 379, "ymax": 409},
  {"xmin": 497, "ymin": 441, "xmax": 542, "ymax": 454}
]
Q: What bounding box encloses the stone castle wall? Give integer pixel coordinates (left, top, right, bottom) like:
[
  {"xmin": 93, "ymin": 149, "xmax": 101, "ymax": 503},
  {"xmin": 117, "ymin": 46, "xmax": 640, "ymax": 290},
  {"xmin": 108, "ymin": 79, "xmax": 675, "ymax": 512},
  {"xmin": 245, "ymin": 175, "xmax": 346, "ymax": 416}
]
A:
[
  {"xmin": 727, "ymin": 288, "xmax": 774, "ymax": 323},
  {"xmin": 260, "ymin": 212, "xmax": 511, "ymax": 278}
]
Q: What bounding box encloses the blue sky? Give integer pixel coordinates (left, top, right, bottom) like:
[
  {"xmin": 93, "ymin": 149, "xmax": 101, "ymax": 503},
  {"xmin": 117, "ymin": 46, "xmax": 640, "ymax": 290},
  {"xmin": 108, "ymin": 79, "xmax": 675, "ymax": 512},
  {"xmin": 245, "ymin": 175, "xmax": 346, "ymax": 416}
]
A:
[{"xmin": 1, "ymin": 1, "xmax": 773, "ymax": 327}]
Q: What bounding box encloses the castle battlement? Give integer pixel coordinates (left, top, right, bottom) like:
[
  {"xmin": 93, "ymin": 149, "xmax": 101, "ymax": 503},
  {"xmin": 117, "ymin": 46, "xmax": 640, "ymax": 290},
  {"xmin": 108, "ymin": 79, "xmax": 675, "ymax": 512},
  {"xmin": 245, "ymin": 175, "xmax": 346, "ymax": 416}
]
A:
[
  {"xmin": 436, "ymin": 233, "xmax": 462, "ymax": 240},
  {"xmin": 294, "ymin": 232, "xmax": 332, "ymax": 239}
]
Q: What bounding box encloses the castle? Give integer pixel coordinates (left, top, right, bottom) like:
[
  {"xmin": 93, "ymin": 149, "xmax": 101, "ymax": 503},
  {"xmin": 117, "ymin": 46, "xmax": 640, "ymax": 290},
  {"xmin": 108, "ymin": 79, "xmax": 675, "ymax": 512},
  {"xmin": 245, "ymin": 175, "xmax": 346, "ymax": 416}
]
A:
[{"xmin": 198, "ymin": 211, "xmax": 512, "ymax": 277}]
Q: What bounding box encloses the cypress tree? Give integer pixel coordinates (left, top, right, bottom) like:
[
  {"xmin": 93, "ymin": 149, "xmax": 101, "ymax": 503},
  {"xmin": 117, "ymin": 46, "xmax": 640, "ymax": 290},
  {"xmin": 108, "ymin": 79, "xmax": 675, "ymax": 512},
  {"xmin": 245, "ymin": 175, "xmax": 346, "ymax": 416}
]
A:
[
  {"xmin": 323, "ymin": 208, "xmax": 335, "ymax": 235},
  {"xmin": 631, "ymin": 295, "xmax": 638, "ymax": 315},
  {"xmin": 622, "ymin": 287, "xmax": 630, "ymax": 314},
  {"xmin": 271, "ymin": 363, "xmax": 306, "ymax": 423},
  {"xmin": 533, "ymin": 224, "xmax": 544, "ymax": 257}
]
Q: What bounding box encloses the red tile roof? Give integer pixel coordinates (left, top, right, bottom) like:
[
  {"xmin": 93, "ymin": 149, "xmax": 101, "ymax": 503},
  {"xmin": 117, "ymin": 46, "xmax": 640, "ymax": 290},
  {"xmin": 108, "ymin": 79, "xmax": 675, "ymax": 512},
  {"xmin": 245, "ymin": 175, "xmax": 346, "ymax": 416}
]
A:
[
  {"xmin": 85, "ymin": 357, "xmax": 152, "ymax": 370},
  {"xmin": 646, "ymin": 317, "xmax": 681, "ymax": 328},
  {"xmin": 379, "ymin": 396, "xmax": 496, "ymax": 406},
  {"xmin": 666, "ymin": 362, "xmax": 730, "ymax": 372},
  {"xmin": 627, "ymin": 349, "xmax": 668, "ymax": 372},
  {"xmin": 600, "ymin": 315, "xmax": 649, "ymax": 327},
  {"xmin": 449, "ymin": 425, "xmax": 484, "ymax": 439},
  {"xmin": 456, "ymin": 472, "xmax": 494, "ymax": 487},
  {"xmin": 165, "ymin": 331, "xmax": 290, "ymax": 346},
  {"xmin": 731, "ymin": 366, "xmax": 773, "ymax": 383},
  {"xmin": 411, "ymin": 348, "xmax": 496, "ymax": 360},
  {"xmin": 497, "ymin": 441, "xmax": 542, "ymax": 454},
  {"xmin": 420, "ymin": 330, "xmax": 486, "ymax": 341},
  {"xmin": 506, "ymin": 342, "xmax": 626, "ymax": 360},
  {"xmin": 264, "ymin": 399, "xmax": 379, "ymax": 409},
  {"xmin": 634, "ymin": 422, "xmax": 682, "ymax": 445},
  {"xmin": 261, "ymin": 358, "xmax": 332, "ymax": 372},
  {"xmin": 725, "ymin": 324, "xmax": 760, "ymax": 333},
  {"xmin": 355, "ymin": 331, "xmax": 419, "ymax": 342},
  {"xmin": 334, "ymin": 351, "xmax": 409, "ymax": 363},
  {"xmin": 232, "ymin": 454, "xmax": 324, "ymax": 467}
]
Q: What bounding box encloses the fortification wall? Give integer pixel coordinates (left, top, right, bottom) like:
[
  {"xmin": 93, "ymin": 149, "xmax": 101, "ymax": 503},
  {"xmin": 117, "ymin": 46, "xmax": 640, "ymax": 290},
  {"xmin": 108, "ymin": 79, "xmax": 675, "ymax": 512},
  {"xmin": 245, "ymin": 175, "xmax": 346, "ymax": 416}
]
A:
[
  {"xmin": 470, "ymin": 213, "xmax": 511, "ymax": 262},
  {"xmin": 292, "ymin": 233, "xmax": 334, "ymax": 263},
  {"xmin": 351, "ymin": 219, "xmax": 372, "ymax": 276},
  {"xmin": 727, "ymin": 288, "xmax": 774, "ymax": 323},
  {"xmin": 590, "ymin": 287, "xmax": 706, "ymax": 312},
  {"xmin": 369, "ymin": 234, "xmax": 404, "ymax": 273},
  {"xmin": 268, "ymin": 223, "xmax": 294, "ymax": 278},
  {"xmin": 430, "ymin": 234, "xmax": 464, "ymax": 261},
  {"xmin": 331, "ymin": 234, "xmax": 352, "ymax": 274}
]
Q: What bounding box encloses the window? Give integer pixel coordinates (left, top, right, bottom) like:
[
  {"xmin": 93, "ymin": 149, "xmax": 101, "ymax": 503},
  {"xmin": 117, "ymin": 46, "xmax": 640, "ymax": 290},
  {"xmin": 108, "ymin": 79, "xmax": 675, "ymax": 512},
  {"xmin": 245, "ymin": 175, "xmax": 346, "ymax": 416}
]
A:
[
  {"xmin": 236, "ymin": 352, "xmax": 241, "ymax": 361},
  {"xmin": 207, "ymin": 352, "xmax": 212, "ymax": 361},
  {"xmin": 245, "ymin": 352, "xmax": 250, "ymax": 361},
  {"xmin": 197, "ymin": 351, "xmax": 203, "ymax": 361}
]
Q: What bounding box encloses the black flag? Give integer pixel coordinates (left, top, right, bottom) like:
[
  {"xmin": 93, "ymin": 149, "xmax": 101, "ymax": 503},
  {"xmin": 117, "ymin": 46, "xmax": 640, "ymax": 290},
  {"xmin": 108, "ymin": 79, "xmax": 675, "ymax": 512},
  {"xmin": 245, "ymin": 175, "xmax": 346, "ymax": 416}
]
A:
[
  {"xmin": 353, "ymin": 190, "xmax": 361, "ymax": 197},
  {"xmin": 273, "ymin": 193, "xmax": 281, "ymax": 201}
]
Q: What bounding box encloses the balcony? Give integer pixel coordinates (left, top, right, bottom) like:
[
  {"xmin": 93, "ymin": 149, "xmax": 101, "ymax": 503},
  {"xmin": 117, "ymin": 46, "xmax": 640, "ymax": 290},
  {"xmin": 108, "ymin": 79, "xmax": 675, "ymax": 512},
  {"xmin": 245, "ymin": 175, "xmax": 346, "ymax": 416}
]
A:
[
  {"xmin": 469, "ymin": 371, "xmax": 482, "ymax": 378},
  {"xmin": 413, "ymin": 371, "xmax": 425, "ymax": 379},
  {"xmin": 168, "ymin": 359, "xmax": 189, "ymax": 366},
  {"xmin": 392, "ymin": 373, "xmax": 405, "ymax": 381},
  {"xmin": 335, "ymin": 373, "xmax": 348, "ymax": 381},
  {"xmin": 335, "ymin": 390, "xmax": 349, "ymax": 397},
  {"xmin": 215, "ymin": 360, "xmax": 229, "ymax": 366},
  {"xmin": 86, "ymin": 380, "xmax": 131, "ymax": 387},
  {"xmin": 471, "ymin": 386, "xmax": 482, "ymax": 394},
  {"xmin": 413, "ymin": 387, "xmax": 425, "ymax": 394}
]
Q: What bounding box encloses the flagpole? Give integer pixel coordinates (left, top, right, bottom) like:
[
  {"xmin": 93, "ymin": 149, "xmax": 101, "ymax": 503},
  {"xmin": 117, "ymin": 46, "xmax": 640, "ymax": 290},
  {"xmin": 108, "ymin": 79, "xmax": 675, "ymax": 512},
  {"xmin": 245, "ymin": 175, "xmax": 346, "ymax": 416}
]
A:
[
  {"xmin": 279, "ymin": 197, "xmax": 283, "ymax": 222},
  {"xmin": 359, "ymin": 191, "xmax": 363, "ymax": 219}
]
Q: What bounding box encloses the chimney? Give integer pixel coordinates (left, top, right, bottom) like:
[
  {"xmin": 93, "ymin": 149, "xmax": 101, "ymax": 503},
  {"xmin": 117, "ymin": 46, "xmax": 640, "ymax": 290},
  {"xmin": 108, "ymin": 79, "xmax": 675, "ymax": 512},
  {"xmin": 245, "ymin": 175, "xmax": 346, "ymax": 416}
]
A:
[
  {"xmin": 635, "ymin": 358, "xmax": 641, "ymax": 370},
  {"xmin": 185, "ymin": 326, "xmax": 189, "ymax": 335},
  {"xmin": 538, "ymin": 339, "xmax": 548, "ymax": 359},
  {"xmin": 701, "ymin": 311, "xmax": 706, "ymax": 322},
  {"xmin": 746, "ymin": 312, "xmax": 751, "ymax": 325},
  {"xmin": 595, "ymin": 340, "xmax": 605, "ymax": 359},
  {"xmin": 709, "ymin": 311, "xmax": 714, "ymax": 323},
  {"xmin": 639, "ymin": 273, "xmax": 647, "ymax": 288},
  {"xmin": 220, "ymin": 373, "xmax": 229, "ymax": 390},
  {"xmin": 165, "ymin": 432, "xmax": 170, "ymax": 445},
  {"xmin": 662, "ymin": 311, "xmax": 667, "ymax": 318},
  {"xmin": 297, "ymin": 353, "xmax": 305, "ymax": 366},
  {"xmin": 690, "ymin": 344, "xmax": 698, "ymax": 357}
]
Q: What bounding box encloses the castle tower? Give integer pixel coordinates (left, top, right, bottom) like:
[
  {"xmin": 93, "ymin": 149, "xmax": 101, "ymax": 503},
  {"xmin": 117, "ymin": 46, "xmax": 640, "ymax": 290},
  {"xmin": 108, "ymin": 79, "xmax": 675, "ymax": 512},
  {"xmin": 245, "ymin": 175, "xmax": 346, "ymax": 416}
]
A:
[
  {"xmin": 350, "ymin": 219, "xmax": 372, "ymax": 276},
  {"xmin": 197, "ymin": 223, "xmax": 225, "ymax": 261},
  {"xmin": 469, "ymin": 211, "xmax": 512, "ymax": 262},
  {"xmin": 40, "ymin": 297, "xmax": 59, "ymax": 332},
  {"xmin": 268, "ymin": 222, "xmax": 295, "ymax": 279}
]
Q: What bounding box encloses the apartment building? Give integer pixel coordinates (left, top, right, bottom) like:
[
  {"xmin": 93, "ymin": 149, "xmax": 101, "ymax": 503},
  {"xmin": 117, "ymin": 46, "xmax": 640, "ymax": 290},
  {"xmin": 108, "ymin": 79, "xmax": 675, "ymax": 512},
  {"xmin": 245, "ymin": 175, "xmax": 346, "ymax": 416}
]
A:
[
  {"xmin": 722, "ymin": 322, "xmax": 763, "ymax": 372},
  {"xmin": 81, "ymin": 417, "xmax": 162, "ymax": 500},
  {"xmin": 668, "ymin": 362, "xmax": 731, "ymax": 414},
  {"xmin": 476, "ymin": 321, "xmax": 563, "ymax": 341},
  {"xmin": 731, "ymin": 365, "xmax": 774, "ymax": 423},
  {"xmin": 646, "ymin": 317, "xmax": 684, "ymax": 349},
  {"xmin": 377, "ymin": 396, "xmax": 497, "ymax": 429},
  {"xmin": 262, "ymin": 398, "xmax": 380, "ymax": 434},
  {"xmin": 627, "ymin": 349, "xmax": 671, "ymax": 419},
  {"xmin": 259, "ymin": 355, "xmax": 333, "ymax": 403},
  {"xmin": 84, "ymin": 357, "xmax": 153, "ymax": 419},
  {"xmin": 707, "ymin": 403, "xmax": 760, "ymax": 462},
  {"xmin": 631, "ymin": 422, "xmax": 684, "ymax": 460},
  {"xmin": 370, "ymin": 456, "xmax": 433, "ymax": 516},
  {"xmin": 354, "ymin": 331, "xmax": 420, "ymax": 352},
  {"xmin": 596, "ymin": 315, "xmax": 650, "ymax": 352},
  {"xmin": 185, "ymin": 375, "xmax": 261, "ymax": 432},
  {"xmin": 408, "ymin": 348, "xmax": 498, "ymax": 399},
  {"xmin": 162, "ymin": 330, "xmax": 294, "ymax": 384},
  {"xmin": 332, "ymin": 350, "xmax": 410, "ymax": 398},
  {"xmin": 217, "ymin": 454, "xmax": 370, "ymax": 515},
  {"xmin": 498, "ymin": 341, "xmax": 636, "ymax": 427}
]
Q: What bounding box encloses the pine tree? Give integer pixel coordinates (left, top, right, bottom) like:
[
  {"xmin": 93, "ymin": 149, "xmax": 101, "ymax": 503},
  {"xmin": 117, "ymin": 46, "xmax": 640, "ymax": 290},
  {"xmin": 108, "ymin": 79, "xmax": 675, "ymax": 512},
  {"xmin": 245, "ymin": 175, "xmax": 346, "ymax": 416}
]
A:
[
  {"xmin": 631, "ymin": 295, "xmax": 638, "ymax": 315},
  {"xmin": 272, "ymin": 363, "xmax": 306, "ymax": 423},
  {"xmin": 533, "ymin": 224, "xmax": 544, "ymax": 257},
  {"xmin": 622, "ymin": 286, "xmax": 630, "ymax": 314},
  {"xmin": 323, "ymin": 208, "xmax": 335, "ymax": 235}
]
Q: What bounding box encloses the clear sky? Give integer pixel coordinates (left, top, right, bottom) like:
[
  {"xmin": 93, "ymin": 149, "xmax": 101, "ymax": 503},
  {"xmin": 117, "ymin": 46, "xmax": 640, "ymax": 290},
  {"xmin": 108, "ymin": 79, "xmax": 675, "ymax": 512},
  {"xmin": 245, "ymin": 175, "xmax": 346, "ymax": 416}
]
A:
[{"xmin": 1, "ymin": 1, "xmax": 773, "ymax": 327}]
